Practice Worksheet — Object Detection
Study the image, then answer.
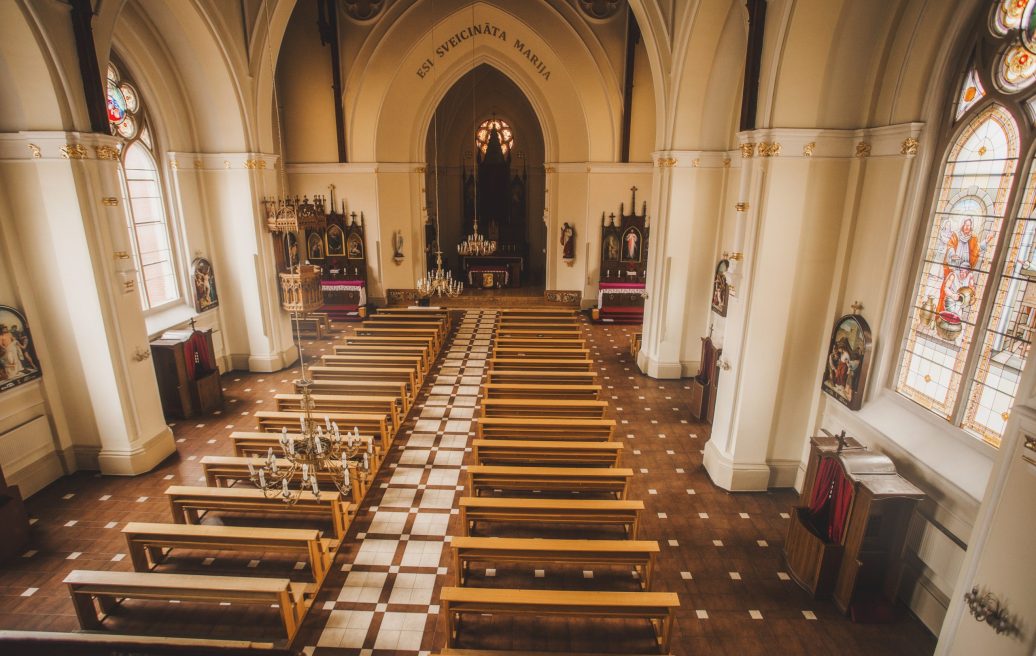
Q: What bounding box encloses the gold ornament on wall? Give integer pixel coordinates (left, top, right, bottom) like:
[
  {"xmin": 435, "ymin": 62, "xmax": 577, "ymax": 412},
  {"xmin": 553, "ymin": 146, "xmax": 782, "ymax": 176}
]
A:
[
  {"xmin": 95, "ymin": 145, "xmax": 119, "ymax": 160},
  {"xmin": 723, "ymin": 157, "xmax": 731, "ymax": 167},
  {"xmin": 692, "ymin": 158, "xmax": 701, "ymax": 167},
  {"xmin": 758, "ymin": 142, "xmax": 781, "ymax": 157},
  {"xmin": 27, "ymin": 143, "xmax": 41, "ymax": 159},
  {"xmin": 102, "ymin": 197, "xmax": 119, "ymax": 207},
  {"xmin": 60, "ymin": 144, "xmax": 89, "ymax": 160},
  {"xmin": 194, "ymin": 159, "xmax": 204, "ymax": 169},
  {"xmin": 803, "ymin": 142, "xmax": 816, "ymax": 157},
  {"xmin": 243, "ymin": 159, "xmax": 267, "ymax": 170},
  {"xmin": 855, "ymin": 142, "xmax": 872, "ymax": 158},
  {"xmin": 739, "ymin": 143, "xmax": 755, "ymax": 158},
  {"xmin": 170, "ymin": 160, "xmax": 179, "ymax": 170},
  {"xmin": 735, "ymin": 202, "xmax": 749, "ymax": 212},
  {"xmin": 656, "ymin": 157, "xmax": 677, "ymax": 168},
  {"xmin": 901, "ymin": 137, "xmax": 920, "ymax": 155}
]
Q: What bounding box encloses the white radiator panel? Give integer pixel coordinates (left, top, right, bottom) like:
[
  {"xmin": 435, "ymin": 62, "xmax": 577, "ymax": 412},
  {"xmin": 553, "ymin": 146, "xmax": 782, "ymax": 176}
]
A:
[{"xmin": 0, "ymin": 415, "xmax": 62, "ymax": 497}]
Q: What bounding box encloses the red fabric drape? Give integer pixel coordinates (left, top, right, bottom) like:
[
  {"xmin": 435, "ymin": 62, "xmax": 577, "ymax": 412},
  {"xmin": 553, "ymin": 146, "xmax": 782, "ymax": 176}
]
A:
[
  {"xmin": 829, "ymin": 469, "xmax": 855, "ymax": 542},
  {"xmin": 808, "ymin": 457, "xmax": 838, "ymax": 514},
  {"xmin": 184, "ymin": 331, "xmax": 213, "ymax": 381}
]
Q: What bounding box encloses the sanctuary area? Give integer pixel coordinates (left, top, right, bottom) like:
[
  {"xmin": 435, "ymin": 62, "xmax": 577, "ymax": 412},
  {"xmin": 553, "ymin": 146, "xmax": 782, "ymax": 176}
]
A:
[{"xmin": 0, "ymin": 1, "xmax": 1032, "ymax": 655}]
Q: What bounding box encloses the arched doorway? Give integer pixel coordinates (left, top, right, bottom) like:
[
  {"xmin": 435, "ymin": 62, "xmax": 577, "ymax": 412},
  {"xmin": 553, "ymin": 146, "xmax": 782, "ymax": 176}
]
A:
[{"xmin": 424, "ymin": 64, "xmax": 546, "ymax": 293}]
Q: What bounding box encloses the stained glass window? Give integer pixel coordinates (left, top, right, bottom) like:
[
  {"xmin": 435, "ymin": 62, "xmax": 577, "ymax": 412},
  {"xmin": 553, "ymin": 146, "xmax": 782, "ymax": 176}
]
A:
[
  {"xmin": 897, "ymin": 3, "xmax": 1036, "ymax": 447},
  {"xmin": 476, "ymin": 118, "xmax": 514, "ymax": 156},
  {"xmin": 107, "ymin": 62, "xmax": 179, "ymax": 311}
]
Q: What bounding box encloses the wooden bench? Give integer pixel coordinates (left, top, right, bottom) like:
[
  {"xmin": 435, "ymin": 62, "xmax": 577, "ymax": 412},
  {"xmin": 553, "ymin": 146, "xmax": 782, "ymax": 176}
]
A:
[
  {"xmin": 488, "ymin": 358, "xmax": 595, "ymax": 372},
  {"xmin": 333, "ymin": 344, "xmax": 431, "ymax": 374},
  {"xmin": 165, "ymin": 485, "xmax": 353, "ymax": 539},
  {"xmin": 493, "ymin": 338, "xmax": 587, "ymax": 350},
  {"xmin": 495, "ymin": 328, "xmax": 583, "ymax": 339},
  {"xmin": 473, "ymin": 440, "xmax": 623, "ymax": 468},
  {"xmin": 294, "ymin": 315, "xmax": 328, "ymax": 339},
  {"xmin": 491, "ymin": 348, "xmax": 590, "ymax": 360},
  {"xmin": 630, "ymin": 332, "xmax": 643, "ymax": 357},
  {"xmin": 121, "ymin": 522, "xmax": 335, "ymax": 583},
  {"xmin": 231, "ymin": 430, "xmax": 377, "ymax": 460},
  {"xmin": 468, "ymin": 466, "xmax": 634, "ymax": 499},
  {"xmin": 498, "ymin": 309, "xmax": 576, "ymax": 318},
  {"xmin": 481, "ymin": 383, "xmax": 602, "ymax": 401},
  {"xmin": 476, "ymin": 418, "xmax": 615, "ymax": 441},
  {"xmin": 341, "ymin": 335, "xmax": 438, "ymax": 358},
  {"xmin": 439, "ymin": 587, "xmax": 678, "ymax": 653},
  {"xmin": 480, "ymin": 399, "xmax": 608, "ymax": 419},
  {"xmin": 298, "ymin": 378, "xmax": 411, "ymax": 414},
  {"xmin": 361, "ymin": 318, "xmax": 448, "ymax": 338},
  {"xmin": 276, "ymin": 393, "xmax": 400, "ymax": 433},
  {"xmin": 450, "ymin": 536, "xmax": 659, "ymax": 588},
  {"xmin": 200, "ymin": 455, "xmax": 375, "ymax": 505},
  {"xmin": 376, "ymin": 306, "xmax": 451, "ymax": 321},
  {"xmin": 486, "ymin": 370, "xmax": 598, "ymax": 386},
  {"xmin": 63, "ymin": 569, "xmax": 313, "ymax": 641},
  {"xmin": 354, "ymin": 327, "xmax": 440, "ymax": 351},
  {"xmin": 459, "ymin": 497, "xmax": 643, "ymax": 537},
  {"xmin": 307, "ymin": 366, "xmax": 417, "ymax": 404},
  {"xmin": 255, "ymin": 410, "xmax": 391, "ymax": 452},
  {"xmin": 321, "ymin": 353, "xmax": 426, "ymax": 383}
]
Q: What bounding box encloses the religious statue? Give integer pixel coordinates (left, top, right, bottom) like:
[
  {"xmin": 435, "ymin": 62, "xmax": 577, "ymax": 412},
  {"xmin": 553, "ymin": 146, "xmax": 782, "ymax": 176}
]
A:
[
  {"xmin": 392, "ymin": 230, "xmax": 404, "ymax": 264},
  {"xmin": 561, "ymin": 222, "xmax": 576, "ymax": 262}
]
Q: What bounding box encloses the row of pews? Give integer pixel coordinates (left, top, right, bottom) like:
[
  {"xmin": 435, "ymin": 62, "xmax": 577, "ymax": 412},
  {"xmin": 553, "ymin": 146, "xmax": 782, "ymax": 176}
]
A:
[
  {"xmin": 435, "ymin": 308, "xmax": 679, "ymax": 656},
  {"xmin": 62, "ymin": 307, "xmax": 451, "ymax": 648}
]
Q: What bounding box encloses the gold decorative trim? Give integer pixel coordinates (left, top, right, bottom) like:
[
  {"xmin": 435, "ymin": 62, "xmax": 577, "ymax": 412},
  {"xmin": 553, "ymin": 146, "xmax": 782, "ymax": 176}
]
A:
[
  {"xmin": 1023, "ymin": 435, "xmax": 1036, "ymax": 466},
  {"xmin": 243, "ymin": 159, "xmax": 267, "ymax": 170},
  {"xmin": 94, "ymin": 145, "xmax": 119, "ymax": 160},
  {"xmin": 656, "ymin": 157, "xmax": 677, "ymax": 168},
  {"xmin": 901, "ymin": 137, "xmax": 920, "ymax": 156},
  {"xmin": 545, "ymin": 166, "xmax": 556, "ymax": 174},
  {"xmin": 735, "ymin": 202, "xmax": 749, "ymax": 212},
  {"xmin": 113, "ymin": 251, "xmax": 130, "ymax": 260},
  {"xmin": 60, "ymin": 144, "xmax": 89, "ymax": 160},
  {"xmin": 692, "ymin": 158, "xmax": 701, "ymax": 168},
  {"xmin": 723, "ymin": 251, "xmax": 743, "ymax": 261},
  {"xmin": 27, "ymin": 143, "xmax": 41, "ymax": 159},
  {"xmin": 415, "ymin": 166, "xmax": 426, "ymax": 174},
  {"xmin": 102, "ymin": 197, "xmax": 119, "ymax": 207},
  {"xmin": 223, "ymin": 160, "xmax": 231, "ymax": 169},
  {"xmin": 758, "ymin": 142, "xmax": 781, "ymax": 157},
  {"xmin": 170, "ymin": 160, "xmax": 179, "ymax": 170},
  {"xmin": 855, "ymin": 142, "xmax": 872, "ymax": 158},
  {"xmin": 803, "ymin": 142, "xmax": 816, "ymax": 157},
  {"xmin": 740, "ymin": 143, "xmax": 755, "ymax": 158},
  {"xmin": 722, "ymin": 157, "xmax": 731, "ymax": 167},
  {"xmin": 194, "ymin": 159, "xmax": 204, "ymax": 169}
]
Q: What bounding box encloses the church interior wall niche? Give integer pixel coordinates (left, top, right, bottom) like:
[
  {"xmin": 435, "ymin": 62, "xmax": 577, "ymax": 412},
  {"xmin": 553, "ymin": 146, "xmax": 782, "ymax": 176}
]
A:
[
  {"xmin": 0, "ymin": 306, "xmax": 41, "ymax": 393},
  {"xmin": 594, "ymin": 186, "xmax": 649, "ymax": 324},
  {"xmin": 192, "ymin": 258, "xmax": 219, "ymax": 314},
  {"xmin": 712, "ymin": 259, "xmax": 730, "ymax": 317},
  {"xmin": 821, "ymin": 312, "xmax": 872, "ymax": 411}
]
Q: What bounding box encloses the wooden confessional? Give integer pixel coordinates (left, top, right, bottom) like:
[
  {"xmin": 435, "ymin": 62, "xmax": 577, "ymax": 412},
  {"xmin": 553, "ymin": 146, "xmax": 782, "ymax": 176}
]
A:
[
  {"xmin": 150, "ymin": 326, "xmax": 222, "ymax": 419},
  {"xmin": 689, "ymin": 336, "xmax": 721, "ymax": 423}
]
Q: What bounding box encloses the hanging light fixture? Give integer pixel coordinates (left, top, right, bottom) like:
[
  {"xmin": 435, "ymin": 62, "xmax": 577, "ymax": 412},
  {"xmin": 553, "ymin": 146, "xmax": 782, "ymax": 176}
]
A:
[
  {"xmin": 418, "ymin": 14, "xmax": 463, "ymax": 298},
  {"xmin": 457, "ymin": 216, "xmax": 497, "ymax": 256}
]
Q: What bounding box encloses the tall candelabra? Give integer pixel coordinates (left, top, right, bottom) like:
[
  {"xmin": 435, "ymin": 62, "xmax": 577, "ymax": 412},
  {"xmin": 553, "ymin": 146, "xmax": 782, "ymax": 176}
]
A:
[
  {"xmin": 247, "ymin": 380, "xmax": 372, "ymax": 504},
  {"xmin": 457, "ymin": 218, "xmax": 497, "ymax": 256},
  {"xmin": 417, "ymin": 251, "xmax": 463, "ymax": 298}
]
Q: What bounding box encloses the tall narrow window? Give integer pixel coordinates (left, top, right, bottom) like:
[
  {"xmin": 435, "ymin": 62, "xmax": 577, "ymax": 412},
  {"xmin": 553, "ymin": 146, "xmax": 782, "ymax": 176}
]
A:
[
  {"xmin": 896, "ymin": 0, "xmax": 1036, "ymax": 447},
  {"xmin": 106, "ymin": 62, "xmax": 179, "ymax": 310}
]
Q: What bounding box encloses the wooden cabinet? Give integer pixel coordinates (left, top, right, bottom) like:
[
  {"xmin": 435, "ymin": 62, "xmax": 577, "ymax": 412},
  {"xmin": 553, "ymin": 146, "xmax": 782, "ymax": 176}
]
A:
[{"xmin": 150, "ymin": 329, "xmax": 222, "ymax": 419}]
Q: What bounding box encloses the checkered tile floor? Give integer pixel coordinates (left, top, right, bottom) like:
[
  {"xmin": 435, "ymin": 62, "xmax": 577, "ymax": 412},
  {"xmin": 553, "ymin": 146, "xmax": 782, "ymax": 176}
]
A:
[{"xmin": 304, "ymin": 310, "xmax": 496, "ymax": 655}]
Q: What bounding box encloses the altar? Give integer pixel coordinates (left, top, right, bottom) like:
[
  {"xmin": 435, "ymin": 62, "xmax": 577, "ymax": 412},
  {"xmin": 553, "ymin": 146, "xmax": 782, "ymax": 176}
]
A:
[
  {"xmin": 594, "ymin": 187, "xmax": 649, "ymax": 325},
  {"xmin": 461, "ymin": 255, "xmax": 523, "ymax": 288},
  {"xmin": 321, "ymin": 278, "xmax": 367, "ymax": 319}
]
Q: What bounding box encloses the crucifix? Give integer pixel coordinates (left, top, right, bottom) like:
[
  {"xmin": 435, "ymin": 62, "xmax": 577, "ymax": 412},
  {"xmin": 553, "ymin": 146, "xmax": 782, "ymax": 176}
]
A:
[{"xmin": 850, "ymin": 301, "xmax": 864, "ymax": 315}]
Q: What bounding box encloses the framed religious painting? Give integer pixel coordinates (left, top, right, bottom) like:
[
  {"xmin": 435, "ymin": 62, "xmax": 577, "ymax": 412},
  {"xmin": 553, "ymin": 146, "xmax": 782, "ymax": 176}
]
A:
[
  {"xmin": 0, "ymin": 305, "xmax": 42, "ymax": 393},
  {"xmin": 620, "ymin": 226, "xmax": 642, "ymax": 262},
  {"xmin": 711, "ymin": 259, "xmax": 730, "ymax": 317},
  {"xmin": 821, "ymin": 313, "xmax": 872, "ymax": 411},
  {"xmin": 326, "ymin": 224, "xmax": 346, "ymax": 256},
  {"xmin": 192, "ymin": 258, "xmax": 219, "ymax": 313},
  {"xmin": 307, "ymin": 231, "xmax": 325, "ymax": 261}
]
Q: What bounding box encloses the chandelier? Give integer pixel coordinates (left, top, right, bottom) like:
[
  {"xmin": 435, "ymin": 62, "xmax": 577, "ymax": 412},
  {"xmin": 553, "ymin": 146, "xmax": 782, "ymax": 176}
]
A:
[
  {"xmin": 457, "ymin": 217, "xmax": 497, "ymax": 256},
  {"xmin": 248, "ymin": 379, "xmax": 372, "ymax": 504},
  {"xmin": 417, "ymin": 251, "xmax": 463, "ymax": 297}
]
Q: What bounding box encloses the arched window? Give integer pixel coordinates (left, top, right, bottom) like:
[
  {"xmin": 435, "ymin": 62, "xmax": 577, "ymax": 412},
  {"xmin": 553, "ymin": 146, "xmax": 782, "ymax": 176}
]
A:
[
  {"xmin": 897, "ymin": 0, "xmax": 1036, "ymax": 447},
  {"xmin": 107, "ymin": 61, "xmax": 179, "ymax": 311},
  {"xmin": 476, "ymin": 117, "xmax": 514, "ymax": 156}
]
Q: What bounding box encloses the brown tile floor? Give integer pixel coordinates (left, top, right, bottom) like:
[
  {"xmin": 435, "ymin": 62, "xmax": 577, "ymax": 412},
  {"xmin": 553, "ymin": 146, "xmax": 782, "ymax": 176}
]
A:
[{"xmin": 0, "ymin": 310, "xmax": 936, "ymax": 655}]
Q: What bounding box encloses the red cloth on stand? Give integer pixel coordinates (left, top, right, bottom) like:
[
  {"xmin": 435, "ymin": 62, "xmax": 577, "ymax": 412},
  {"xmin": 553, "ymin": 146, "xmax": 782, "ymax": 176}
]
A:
[
  {"xmin": 830, "ymin": 468, "xmax": 855, "ymax": 542},
  {"xmin": 808, "ymin": 457, "xmax": 838, "ymax": 515},
  {"xmin": 183, "ymin": 331, "xmax": 213, "ymax": 381}
]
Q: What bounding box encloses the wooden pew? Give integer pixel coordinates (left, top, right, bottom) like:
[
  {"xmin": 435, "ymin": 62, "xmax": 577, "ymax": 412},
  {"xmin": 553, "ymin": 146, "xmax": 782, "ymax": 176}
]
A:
[
  {"xmin": 255, "ymin": 410, "xmax": 391, "ymax": 451},
  {"xmin": 486, "ymin": 370, "xmax": 598, "ymax": 386},
  {"xmin": 495, "ymin": 328, "xmax": 583, "ymax": 339},
  {"xmin": 63, "ymin": 570, "xmax": 312, "ymax": 641},
  {"xmin": 333, "ymin": 343, "xmax": 431, "ymax": 374},
  {"xmin": 493, "ymin": 338, "xmax": 587, "ymax": 350},
  {"xmin": 307, "ymin": 366, "xmax": 417, "ymax": 403},
  {"xmin": 376, "ymin": 307, "xmax": 451, "ymax": 321},
  {"xmin": 361, "ymin": 318, "xmax": 448, "ymax": 339},
  {"xmin": 450, "ymin": 536, "xmax": 659, "ymax": 589},
  {"xmin": 301, "ymin": 378, "xmax": 412, "ymax": 414},
  {"xmin": 459, "ymin": 497, "xmax": 643, "ymax": 537},
  {"xmin": 294, "ymin": 315, "xmax": 327, "ymax": 339},
  {"xmin": 491, "ymin": 348, "xmax": 590, "ymax": 360},
  {"xmin": 121, "ymin": 522, "xmax": 334, "ymax": 583},
  {"xmin": 439, "ymin": 587, "xmax": 678, "ymax": 653},
  {"xmin": 468, "ymin": 466, "xmax": 634, "ymax": 499},
  {"xmin": 487, "ymin": 358, "xmax": 594, "ymax": 372},
  {"xmin": 231, "ymin": 431, "xmax": 377, "ymax": 461},
  {"xmin": 476, "ymin": 418, "xmax": 615, "ymax": 442},
  {"xmin": 276, "ymin": 392, "xmax": 400, "ymax": 433},
  {"xmin": 199, "ymin": 455, "xmax": 375, "ymax": 505},
  {"xmin": 480, "ymin": 399, "xmax": 608, "ymax": 419},
  {"xmin": 164, "ymin": 485, "xmax": 352, "ymax": 539},
  {"xmin": 354, "ymin": 327, "xmax": 440, "ymax": 351},
  {"xmin": 498, "ymin": 309, "xmax": 576, "ymax": 318},
  {"xmin": 321, "ymin": 354, "xmax": 426, "ymax": 384},
  {"xmin": 497, "ymin": 314, "xmax": 578, "ymax": 324},
  {"xmin": 472, "ymin": 440, "xmax": 623, "ymax": 468},
  {"xmin": 481, "ymin": 383, "xmax": 602, "ymax": 401}
]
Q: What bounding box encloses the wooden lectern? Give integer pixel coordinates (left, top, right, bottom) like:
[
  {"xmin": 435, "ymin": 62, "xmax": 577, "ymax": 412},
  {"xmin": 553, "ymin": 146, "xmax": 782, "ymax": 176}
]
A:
[{"xmin": 150, "ymin": 328, "xmax": 222, "ymax": 419}]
